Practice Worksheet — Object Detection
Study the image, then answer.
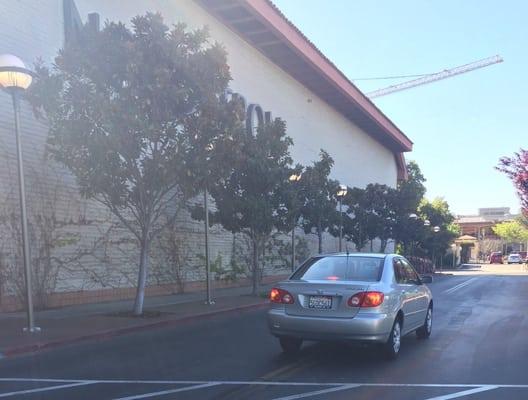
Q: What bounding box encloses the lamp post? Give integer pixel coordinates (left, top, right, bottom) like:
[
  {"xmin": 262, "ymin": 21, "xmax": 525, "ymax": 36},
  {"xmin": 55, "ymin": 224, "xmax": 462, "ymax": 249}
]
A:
[
  {"xmin": 203, "ymin": 143, "xmax": 215, "ymax": 306},
  {"xmin": 288, "ymin": 173, "xmax": 302, "ymax": 271},
  {"xmin": 408, "ymin": 213, "xmax": 418, "ymax": 255},
  {"xmin": 0, "ymin": 54, "xmax": 38, "ymax": 332},
  {"xmin": 432, "ymin": 225, "xmax": 440, "ymax": 270},
  {"xmin": 336, "ymin": 184, "xmax": 348, "ymax": 252}
]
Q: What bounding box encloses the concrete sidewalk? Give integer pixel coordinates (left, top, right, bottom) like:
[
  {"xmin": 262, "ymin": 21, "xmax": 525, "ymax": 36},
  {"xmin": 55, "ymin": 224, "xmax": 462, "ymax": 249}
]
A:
[{"xmin": 0, "ymin": 283, "xmax": 275, "ymax": 358}]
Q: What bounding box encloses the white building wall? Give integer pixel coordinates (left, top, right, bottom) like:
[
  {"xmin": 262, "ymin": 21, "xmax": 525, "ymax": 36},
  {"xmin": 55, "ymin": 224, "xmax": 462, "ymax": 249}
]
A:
[
  {"xmin": 0, "ymin": 0, "xmax": 400, "ymax": 308},
  {"xmin": 75, "ymin": 0, "xmax": 398, "ymax": 188}
]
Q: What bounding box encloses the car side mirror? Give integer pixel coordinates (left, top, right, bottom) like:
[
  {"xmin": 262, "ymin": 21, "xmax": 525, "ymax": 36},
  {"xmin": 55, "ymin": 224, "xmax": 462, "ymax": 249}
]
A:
[{"xmin": 420, "ymin": 275, "xmax": 433, "ymax": 284}]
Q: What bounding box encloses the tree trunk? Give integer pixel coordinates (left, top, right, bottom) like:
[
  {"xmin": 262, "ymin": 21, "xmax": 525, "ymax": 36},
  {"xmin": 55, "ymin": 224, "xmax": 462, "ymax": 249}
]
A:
[
  {"xmin": 370, "ymin": 240, "xmax": 373, "ymax": 252},
  {"xmin": 380, "ymin": 239, "xmax": 387, "ymax": 253},
  {"xmin": 251, "ymin": 239, "xmax": 259, "ymax": 296},
  {"xmin": 133, "ymin": 234, "xmax": 150, "ymax": 316}
]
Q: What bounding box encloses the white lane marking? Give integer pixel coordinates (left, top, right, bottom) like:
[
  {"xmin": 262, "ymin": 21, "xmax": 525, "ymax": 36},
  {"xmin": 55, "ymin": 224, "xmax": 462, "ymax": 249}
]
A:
[
  {"xmin": 0, "ymin": 378, "xmax": 89, "ymax": 383},
  {"xmin": 443, "ymin": 278, "xmax": 476, "ymax": 294},
  {"xmin": 0, "ymin": 381, "xmax": 94, "ymax": 398},
  {"xmin": 423, "ymin": 385, "xmax": 499, "ymax": 399},
  {"xmin": 443, "ymin": 278, "xmax": 479, "ymax": 294},
  {"xmin": 112, "ymin": 382, "xmax": 221, "ymax": 400},
  {"xmin": 0, "ymin": 378, "xmax": 526, "ymax": 389},
  {"xmin": 272, "ymin": 384, "xmax": 360, "ymax": 400}
]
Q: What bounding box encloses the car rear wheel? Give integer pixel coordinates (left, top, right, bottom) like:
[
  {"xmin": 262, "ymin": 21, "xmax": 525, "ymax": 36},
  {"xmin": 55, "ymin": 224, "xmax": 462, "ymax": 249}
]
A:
[
  {"xmin": 279, "ymin": 337, "xmax": 302, "ymax": 355},
  {"xmin": 384, "ymin": 319, "xmax": 401, "ymax": 360},
  {"xmin": 416, "ymin": 305, "xmax": 433, "ymax": 339}
]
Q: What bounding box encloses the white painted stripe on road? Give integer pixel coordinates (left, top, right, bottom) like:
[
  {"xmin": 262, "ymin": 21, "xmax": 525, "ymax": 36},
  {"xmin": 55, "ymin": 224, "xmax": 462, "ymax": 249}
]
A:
[
  {"xmin": 272, "ymin": 384, "xmax": 360, "ymax": 400},
  {"xmin": 443, "ymin": 278, "xmax": 479, "ymax": 294},
  {"xmin": 0, "ymin": 378, "xmax": 527, "ymax": 389},
  {"xmin": 0, "ymin": 381, "xmax": 94, "ymax": 398},
  {"xmin": 112, "ymin": 382, "xmax": 220, "ymax": 400},
  {"xmin": 423, "ymin": 385, "xmax": 499, "ymax": 399},
  {"xmin": 443, "ymin": 278, "xmax": 476, "ymax": 294},
  {"xmin": 0, "ymin": 378, "xmax": 90, "ymax": 383}
]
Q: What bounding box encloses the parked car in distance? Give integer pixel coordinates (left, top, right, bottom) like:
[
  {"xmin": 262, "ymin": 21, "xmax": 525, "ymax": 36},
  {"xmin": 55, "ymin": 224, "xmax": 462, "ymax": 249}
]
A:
[
  {"xmin": 519, "ymin": 251, "xmax": 527, "ymax": 263},
  {"xmin": 489, "ymin": 252, "xmax": 503, "ymax": 264},
  {"xmin": 267, "ymin": 253, "xmax": 433, "ymax": 360},
  {"xmin": 507, "ymin": 253, "xmax": 523, "ymax": 264}
]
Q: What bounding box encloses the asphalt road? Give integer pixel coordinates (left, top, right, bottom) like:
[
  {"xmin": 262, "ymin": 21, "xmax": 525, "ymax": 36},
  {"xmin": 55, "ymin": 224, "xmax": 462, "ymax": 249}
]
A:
[{"xmin": 0, "ymin": 265, "xmax": 527, "ymax": 399}]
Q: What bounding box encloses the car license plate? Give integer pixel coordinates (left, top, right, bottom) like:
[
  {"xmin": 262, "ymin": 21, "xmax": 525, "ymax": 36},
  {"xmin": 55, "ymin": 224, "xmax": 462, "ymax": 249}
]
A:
[{"xmin": 308, "ymin": 296, "xmax": 332, "ymax": 309}]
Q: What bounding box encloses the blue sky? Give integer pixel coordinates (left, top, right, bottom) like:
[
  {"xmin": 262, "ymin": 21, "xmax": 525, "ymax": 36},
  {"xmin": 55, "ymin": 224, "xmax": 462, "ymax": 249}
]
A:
[{"xmin": 273, "ymin": 0, "xmax": 526, "ymax": 215}]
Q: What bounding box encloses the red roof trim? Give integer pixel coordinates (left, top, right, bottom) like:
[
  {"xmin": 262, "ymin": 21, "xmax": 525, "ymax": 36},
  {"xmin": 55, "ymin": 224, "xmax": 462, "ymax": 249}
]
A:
[{"xmin": 243, "ymin": 0, "xmax": 413, "ymax": 152}]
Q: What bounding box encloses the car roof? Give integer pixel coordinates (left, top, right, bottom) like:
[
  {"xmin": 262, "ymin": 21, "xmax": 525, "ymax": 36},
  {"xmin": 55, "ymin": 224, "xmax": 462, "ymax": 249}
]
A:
[{"xmin": 317, "ymin": 252, "xmax": 389, "ymax": 259}]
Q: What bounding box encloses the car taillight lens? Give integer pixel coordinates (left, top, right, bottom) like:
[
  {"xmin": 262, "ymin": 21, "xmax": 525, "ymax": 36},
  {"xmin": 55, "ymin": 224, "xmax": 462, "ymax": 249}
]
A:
[
  {"xmin": 270, "ymin": 288, "xmax": 294, "ymax": 304},
  {"xmin": 347, "ymin": 291, "xmax": 384, "ymax": 308}
]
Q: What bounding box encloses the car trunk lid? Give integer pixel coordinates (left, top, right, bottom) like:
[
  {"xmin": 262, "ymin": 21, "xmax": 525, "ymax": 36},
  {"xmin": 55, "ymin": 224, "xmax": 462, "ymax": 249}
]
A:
[{"xmin": 279, "ymin": 280, "xmax": 369, "ymax": 318}]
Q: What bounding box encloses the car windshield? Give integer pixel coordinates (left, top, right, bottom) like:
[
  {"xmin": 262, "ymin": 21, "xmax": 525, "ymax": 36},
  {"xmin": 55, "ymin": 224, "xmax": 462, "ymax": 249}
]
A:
[{"xmin": 291, "ymin": 256, "xmax": 384, "ymax": 282}]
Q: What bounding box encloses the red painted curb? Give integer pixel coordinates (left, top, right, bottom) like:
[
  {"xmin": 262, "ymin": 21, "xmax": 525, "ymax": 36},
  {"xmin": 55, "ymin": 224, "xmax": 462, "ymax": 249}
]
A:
[{"xmin": 1, "ymin": 302, "xmax": 270, "ymax": 358}]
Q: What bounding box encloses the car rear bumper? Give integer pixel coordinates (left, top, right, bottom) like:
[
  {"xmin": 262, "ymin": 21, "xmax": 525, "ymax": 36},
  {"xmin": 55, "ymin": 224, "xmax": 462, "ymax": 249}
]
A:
[{"xmin": 267, "ymin": 308, "xmax": 393, "ymax": 343}]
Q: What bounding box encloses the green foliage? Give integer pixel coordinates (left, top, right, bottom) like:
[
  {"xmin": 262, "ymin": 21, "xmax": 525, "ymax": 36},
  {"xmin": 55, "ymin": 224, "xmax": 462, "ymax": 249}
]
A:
[
  {"xmin": 300, "ymin": 150, "xmax": 339, "ymax": 253},
  {"xmin": 196, "ymin": 253, "xmax": 242, "ymax": 283},
  {"xmin": 267, "ymin": 235, "xmax": 311, "ymax": 271},
  {"xmin": 416, "ymin": 197, "xmax": 458, "ymax": 260},
  {"xmin": 342, "ymin": 184, "xmax": 397, "ymax": 252},
  {"xmin": 203, "ymin": 119, "xmax": 294, "ymax": 294},
  {"xmin": 497, "ymin": 149, "xmax": 528, "ymax": 215},
  {"xmin": 492, "ymin": 220, "xmax": 528, "ymax": 243},
  {"xmin": 27, "ymin": 13, "xmax": 240, "ymax": 314}
]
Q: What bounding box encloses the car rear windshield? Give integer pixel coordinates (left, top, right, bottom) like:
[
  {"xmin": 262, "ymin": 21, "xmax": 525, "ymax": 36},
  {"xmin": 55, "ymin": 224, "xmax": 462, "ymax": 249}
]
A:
[{"xmin": 291, "ymin": 256, "xmax": 384, "ymax": 282}]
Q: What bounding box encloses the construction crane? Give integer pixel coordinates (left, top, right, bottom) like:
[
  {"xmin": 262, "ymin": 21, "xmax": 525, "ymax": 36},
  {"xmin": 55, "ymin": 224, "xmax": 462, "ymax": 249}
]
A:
[{"xmin": 364, "ymin": 55, "xmax": 503, "ymax": 99}]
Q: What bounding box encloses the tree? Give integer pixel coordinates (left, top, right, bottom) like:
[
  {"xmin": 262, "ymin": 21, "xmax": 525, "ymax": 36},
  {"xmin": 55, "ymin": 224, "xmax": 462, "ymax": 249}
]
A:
[
  {"xmin": 497, "ymin": 149, "xmax": 528, "ymax": 215},
  {"xmin": 392, "ymin": 161, "xmax": 427, "ymax": 253},
  {"xmin": 340, "ymin": 184, "xmax": 395, "ymax": 252},
  {"xmin": 492, "ymin": 220, "xmax": 528, "ymax": 244},
  {"xmin": 417, "ymin": 198, "xmax": 459, "ymax": 263},
  {"xmin": 28, "ymin": 13, "xmax": 238, "ymax": 315},
  {"xmin": 300, "ymin": 150, "xmax": 339, "ymax": 253},
  {"xmin": 206, "ymin": 119, "xmax": 293, "ymax": 295},
  {"xmin": 341, "ymin": 187, "xmax": 370, "ymax": 251},
  {"xmin": 365, "ymin": 184, "xmax": 398, "ymax": 252}
]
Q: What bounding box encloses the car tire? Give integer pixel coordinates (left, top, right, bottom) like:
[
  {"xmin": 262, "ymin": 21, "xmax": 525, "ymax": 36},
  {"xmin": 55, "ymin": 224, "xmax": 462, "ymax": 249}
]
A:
[
  {"xmin": 416, "ymin": 305, "xmax": 433, "ymax": 339},
  {"xmin": 279, "ymin": 337, "xmax": 302, "ymax": 355},
  {"xmin": 384, "ymin": 318, "xmax": 402, "ymax": 360}
]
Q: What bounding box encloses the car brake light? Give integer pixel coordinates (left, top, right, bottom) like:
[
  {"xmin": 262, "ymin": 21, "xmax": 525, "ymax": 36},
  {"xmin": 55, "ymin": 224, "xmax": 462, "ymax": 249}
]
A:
[
  {"xmin": 347, "ymin": 291, "xmax": 384, "ymax": 308},
  {"xmin": 270, "ymin": 288, "xmax": 294, "ymax": 304}
]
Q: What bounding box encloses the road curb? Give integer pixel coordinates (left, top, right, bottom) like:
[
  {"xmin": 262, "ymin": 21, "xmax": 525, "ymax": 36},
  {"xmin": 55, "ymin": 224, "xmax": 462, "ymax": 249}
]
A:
[{"xmin": 0, "ymin": 301, "xmax": 270, "ymax": 359}]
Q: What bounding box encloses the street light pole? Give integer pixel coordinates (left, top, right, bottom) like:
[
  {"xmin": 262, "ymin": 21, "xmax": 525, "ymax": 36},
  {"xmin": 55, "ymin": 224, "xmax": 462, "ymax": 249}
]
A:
[
  {"xmin": 433, "ymin": 225, "xmax": 440, "ymax": 271},
  {"xmin": 288, "ymin": 173, "xmax": 302, "ymax": 271},
  {"xmin": 336, "ymin": 185, "xmax": 348, "ymax": 252},
  {"xmin": 204, "ymin": 185, "xmax": 214, "ymax": 305},
  {"xmin": 0, "ymin": 54, "xmax": 38, "ymax": 332},
  {"xmin": 12, "ymin": 91, "xmax": 36, "ymax": 332},
  {"xmin": 339, "ymin": 199, "xmax": 343, "ymax": 252},
  {"xmin": 291, "ymin": 215, "xmax": 295, "ymax": 272}
]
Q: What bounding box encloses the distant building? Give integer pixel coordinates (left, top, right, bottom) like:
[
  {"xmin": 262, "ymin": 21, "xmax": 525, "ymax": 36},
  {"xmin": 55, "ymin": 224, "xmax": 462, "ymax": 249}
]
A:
[
  {"xmin": 455, "ymin": 207, "xmax": 515, "ymax": 239},
  {"xmin": 455, "ymin": 208, "xmax": 524, "ymax": 260}
]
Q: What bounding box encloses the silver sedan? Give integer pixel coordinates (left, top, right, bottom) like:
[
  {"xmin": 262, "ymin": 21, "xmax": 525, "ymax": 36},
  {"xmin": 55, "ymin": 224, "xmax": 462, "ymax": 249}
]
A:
[{"xmin": 267, "ymin": 253, "xmax": 433, "ymax": 359}]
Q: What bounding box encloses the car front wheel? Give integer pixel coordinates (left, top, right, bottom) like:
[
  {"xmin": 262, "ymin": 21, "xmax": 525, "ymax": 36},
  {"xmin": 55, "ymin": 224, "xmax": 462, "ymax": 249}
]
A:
[{"xmin": 416, "ymin": 306, "xmax": 433, "ymax": 339}]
